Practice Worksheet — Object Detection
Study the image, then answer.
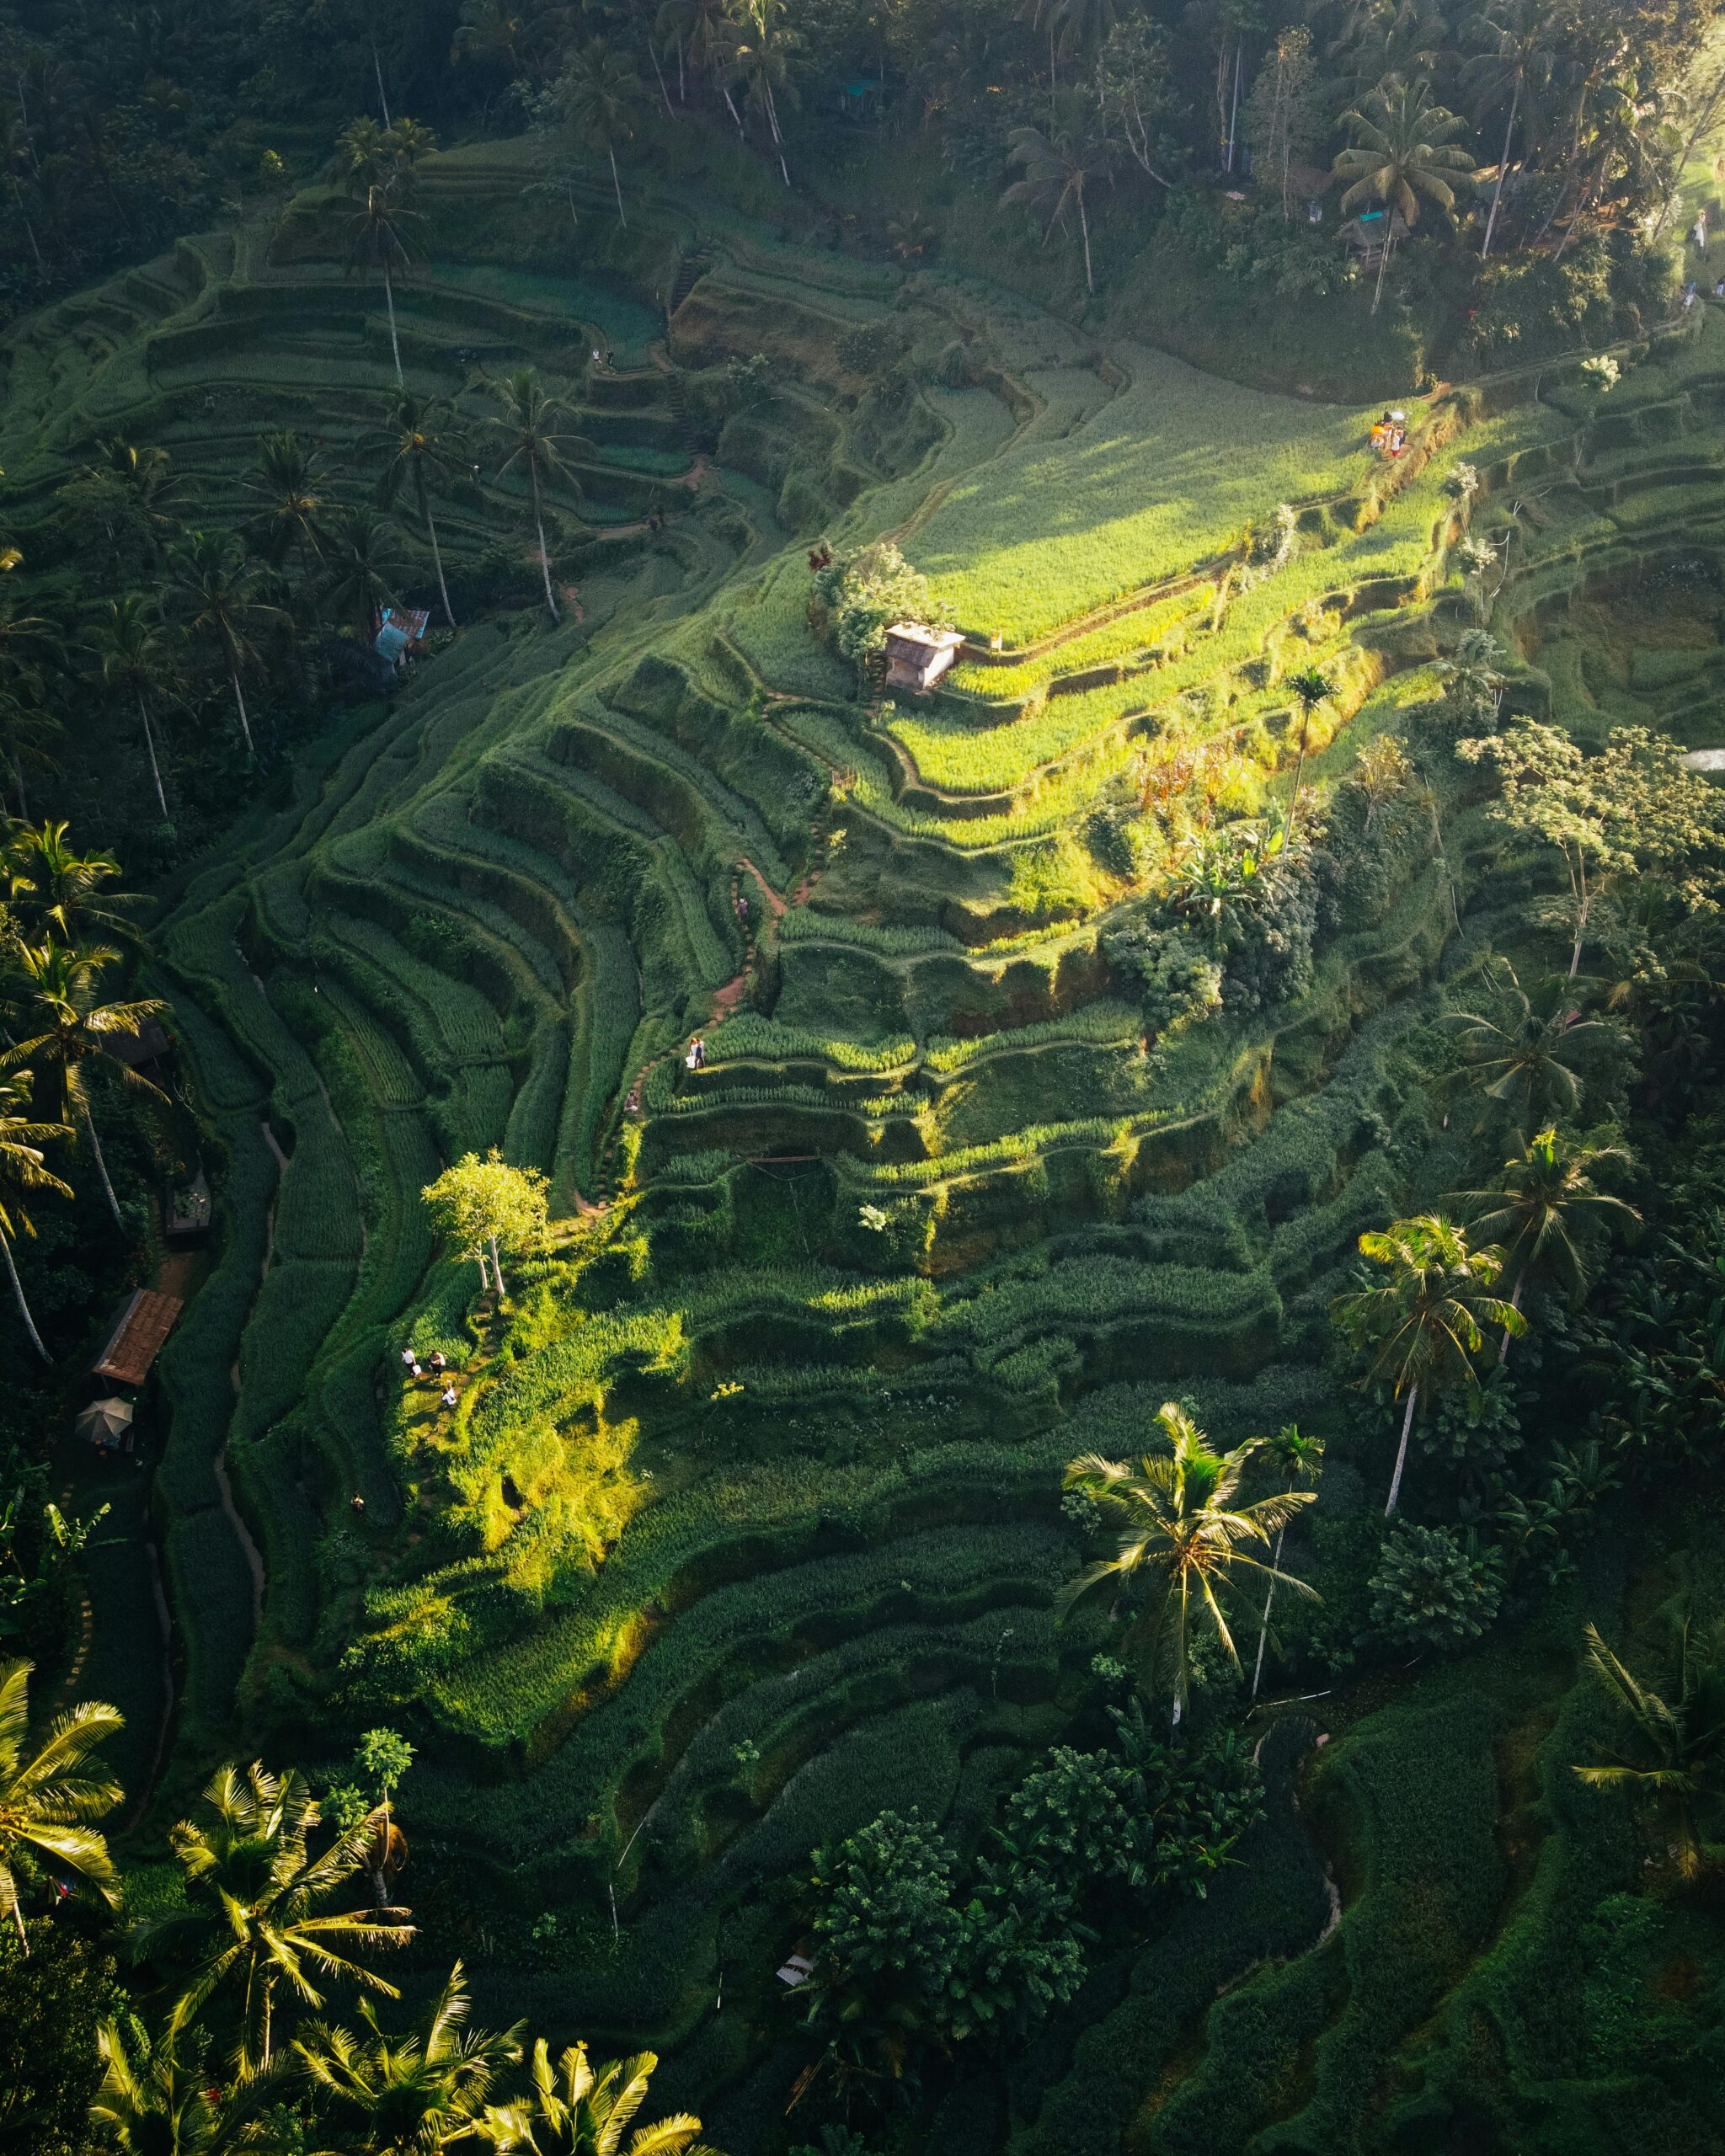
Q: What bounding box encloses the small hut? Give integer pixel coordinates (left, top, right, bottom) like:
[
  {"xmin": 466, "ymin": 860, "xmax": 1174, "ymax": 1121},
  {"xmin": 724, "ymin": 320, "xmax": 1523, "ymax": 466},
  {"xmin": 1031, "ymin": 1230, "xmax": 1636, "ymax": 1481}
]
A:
[
  {"xmin": 92, "ymin": 1289, "xmax": 183, "ymax": 1389},
  {"xmin": 375, "ymin": 606, "xmax": 430, "ymax": 672},
  {"xmin": 1340, "ymin": 208, "xmax": 1410, "ymax": 265},
  {"xmin": 883, "ymin": 622, "xmax": 964, "ymax": 696}
]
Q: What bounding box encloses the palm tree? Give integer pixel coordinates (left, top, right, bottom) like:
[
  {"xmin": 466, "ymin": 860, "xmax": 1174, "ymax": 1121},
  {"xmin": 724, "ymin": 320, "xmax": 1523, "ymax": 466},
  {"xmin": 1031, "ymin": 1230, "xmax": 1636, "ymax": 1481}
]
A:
[
  {"xmin": 86, "ymin": 595, "xmax": 179, "ymax": 824},
  {"xmin": 488, "ymin": 371, "xmax": 590, "ymax": 622},
  {"xmin": 2, "ymin": 821, "xmax": 131, "ymax": 946},
  {"xmin": 2, "ymin": 939, "xmax": 166, "ymax": 1231},
  {"xmin": 655, "ymin": 0, "xmax": 729, "ymax": 101},
  {"xmin": 168, "ymin": 530, "xmax": 285, "ymax": 759},
  {"xmin": 1283, "ymin": 666, "xmax": 1332, "ymax": 838},
  {"xmin": 1002, "ymin": 104, "xmax": 1114, "ymax": 293},
  {"xmin": 1166, "ymin": 821, "xmax": 1286, "ymax": 944},
  {"xmin": 363, "ymin": 393, "xmax": 460, "ymax": 627},
  {"xmin": 1447, "ymin": 1124, "xmax": 1638, "ymax": 1358},
  {"xmin": 723, "ymin": 0, "xmax": 801, "ymax": 180},
  {"xmin": 1332, "ymin": 1214, "xmax": 1524, "ymax": 1514},
  {"xmin": 1440, "ymin": 959, "xmax": 1618, "ymax": 1133},
  {"xmin": 142, "ymin": 1761, "xmax": 413, "ymax": 2083},
  {"xmin": 332, "ymin": 115, "xmax": 401, "ymax": 195},
  {"xmin": 558, "ymin": 39, "xmax": 642, "ymax": 227},
  {"xmin": 296, "ymin": 1961, "xmax": 523, "ymax": 2153},
  {"xmin": 92, "ymin": 438, "xmax": 182, "ymax": 563},
  {"xmin": 0, "ymin": 1072, "xmax": 72, "ymax": 1361},
  {"xmin": 91, "ymin": 2020, "xmax": 249, "ymax": 2155},
  {"xmin": 1250, "ymin": 1423, "xmax": 1324, "ymax": 1698},
  {"xmin": 1463, "ymin": 0, "xmax": 1559, "ymax": 258},
  {"xmin": 1434, "ymin": 626, "xmax": 1506, "ymax": 725},
  {"xmin": 482, "ymin": 2037, "xmax": 716, "ymax": 2156},
  {"xmin": 0, "ymin": 1657, "xmax": 123, "ymax": 1945},
  {"xmin": 1059, "ymin": 1402, "xmax": 1316, "ymax": 1725},
  {"xmin": 321, "ymin": 510, "xmax": 401, "ymax": 648},
  {"xmin": 0, "ymin": 684, "xmax": 62, "ymax": 821},
  {"xmin": 1576, "ymin": 1618, "xmax": 1725, "ymax": 1881},
  {"xmin": 1333, "ymin": 75, "xmax": 1476, "ymax": 311},
  {"xmin": 1351, "ymin": 733, "xmax": 1413, "ymax": 833},
  {"xmin": 348, "ymin": 178, "xmax": 423, "ymax": 387},
  {"xmin": 245, "ymin": 430, "xmax": 330, "ymax": 581}
]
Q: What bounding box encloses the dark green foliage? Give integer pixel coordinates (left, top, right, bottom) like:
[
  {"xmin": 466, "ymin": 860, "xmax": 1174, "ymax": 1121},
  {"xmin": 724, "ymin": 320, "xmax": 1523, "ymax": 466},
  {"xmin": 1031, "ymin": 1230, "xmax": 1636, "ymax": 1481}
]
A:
[
  {"xmin": 1370, "ymin": 1521, "xmax": 1506, "ymax": 1649},
  {"xmin": 0, "ymin": 1921, "xmax": 119, "ymax": 2156}
]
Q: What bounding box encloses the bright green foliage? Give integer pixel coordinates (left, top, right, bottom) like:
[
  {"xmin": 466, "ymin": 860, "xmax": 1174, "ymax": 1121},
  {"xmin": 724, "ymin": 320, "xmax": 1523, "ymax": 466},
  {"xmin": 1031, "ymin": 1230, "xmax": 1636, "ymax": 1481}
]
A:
[
  {"xmin": 420, "ymin": 1149, "xmax": 549, "ymax": 1294},
  {"xmin": 811, "ymin": 540, "xmax": 952, "ymax": 665}
]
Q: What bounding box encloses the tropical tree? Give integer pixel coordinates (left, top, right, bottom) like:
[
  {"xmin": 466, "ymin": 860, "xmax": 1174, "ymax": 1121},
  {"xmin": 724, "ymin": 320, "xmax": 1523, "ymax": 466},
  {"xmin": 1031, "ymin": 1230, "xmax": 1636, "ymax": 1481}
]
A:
[
  {"xmin": 363, "ymin": 393, "xmax": 460, "ymax": 628},
  {"xmin": 1435, "ymin": 626, "xmax": 1507, "ymax": 727},
  {"xmin": 655, "ymin": 0, "xmax": 730, "ymax": 103},
  {"xmin": 1002, "ymin": 100, "xmax": 1114, "ymax": 292},
  {"xmin": 1576, "ymin": 1617, "xmax": 1725, "ymax": 1881},
  {"xmin": 168, "ymin": 530, "xmax": 285, "ymax": 759},
  {"xmin": 295, "ymin": 1961, "xmax": 522, "ymax": 2153},
  {"xmin": 3, "ymin": 821, "xmax": 132, "ymax": 946},
  {"xmin": 3, "ymin": 938, "xmax": 166, "ymax": 1231},
  {"xmin": 1463, "ymin": 0, "xmax": 1560, "ymax": 256},
  {"xmin": 1446, "ymin": 1123, "xmax": 1639, "ymax": 1355},
  {"xmin": 347, "ymin": 177, "xmax": 423, "ymax": 387},
  {"xmin": 1249, "ymin": 1423, "xmax": 1324, "ymax": 1697},
  {"xmin": 488, "ymin": 371, "xmax": 590, "ymax": 622},
  {"xmin": 0, "ymin": 1071, "xmax": 72, "ymax": 1360},
  {"xmin": 481, "ymin": 2036, "xmax": 715, "ymax": 2156},
  {"xmin": 142, "ymin": 1761, "xmax": 413, "ymax": 2083},
  {"xmin": 245, "ymin": 431, "xmax": 331, "ymax": 582},
  {"xmin": 1059, "ymin": 1401, "xmax": 1317, "ymax": 1724},
  {"xmin": 1350, "ymin": 732, "xmax": 1413, "ymax": 832},
  {"xmin": 1283, "ymin": 666, "xmax": 1332, "ymax": 838},
  {"xmin": 90, "ymin": 2020, "xmax": 254, "ymax": 2156},
  {"xmin": 88, "ymin": 439, "xmax": 182, "ymax": 564},
  {"xmin": 1333, "ymin": 74, "xmax": 1476, "ymax": 310},
  {"xmin": 321, "ymin": 510, "xmax": 401, "ymax": 648},
  {"xmin": 1439, "ymin": 958, "xmax": 1619, "ymax": 1133},
  {"xmin": 1165, "ymin": 820, "xmax": 1288, "ymax": 942},
  {"xmin": 85, "ymin": 595, "xmax": 179, "ymax": 824},
  {"xmin": 1332, "ymin": 1214, "xmax": 1524, "ymax": 1514},
  {"xmin": 724, "ymin": 0, "xmax": 801, "ymax": 180},
  {"xmin": 420, "ymin": 1149, "xmax": 549, "ymax": 1299},
  {"xmin": 0, "ymin": 1657, "xmax": 122, "ymax": 1945},
  {"xmin": 554, "ymin": 39, "xmax": 642, "ymax": 226}
]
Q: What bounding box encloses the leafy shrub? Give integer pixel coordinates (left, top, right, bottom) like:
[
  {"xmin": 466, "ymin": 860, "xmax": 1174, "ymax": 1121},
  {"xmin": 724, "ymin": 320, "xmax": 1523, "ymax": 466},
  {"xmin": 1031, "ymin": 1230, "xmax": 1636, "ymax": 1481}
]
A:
[
  {"xmin": 1369, "ymin": 1522, "xmax": 1504, "ymax": 1649},
  {"xmin": 811, "ymin": 539, "xmax": 954, "ymax": 666}
]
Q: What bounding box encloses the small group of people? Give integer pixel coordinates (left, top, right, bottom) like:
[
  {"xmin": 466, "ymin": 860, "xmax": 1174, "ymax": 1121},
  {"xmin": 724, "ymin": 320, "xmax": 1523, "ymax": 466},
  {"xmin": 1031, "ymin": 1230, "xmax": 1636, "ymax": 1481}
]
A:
[
  {"xmin": 1369, "ymin": 408, "xmax": 1408, "ymax": 458},
  {"xmin": 685, "ymin": 1036, "xmax": 708, "ymax": 1071},
  {"xmin": 400, "ymin": 1342, "xmax": 459, "ymax": 1410}
]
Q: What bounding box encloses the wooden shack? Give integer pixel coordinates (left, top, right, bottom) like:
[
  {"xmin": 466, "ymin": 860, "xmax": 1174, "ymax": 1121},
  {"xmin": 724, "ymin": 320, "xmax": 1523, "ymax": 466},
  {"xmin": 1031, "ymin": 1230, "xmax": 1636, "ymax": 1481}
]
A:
[
  {"xmin": 884, "ymin": 622, "xmax": 964, "ymax": 696},
  {"xmin": 93, "ymin": 1289, "xmax": 183, "ymax": 1388}
]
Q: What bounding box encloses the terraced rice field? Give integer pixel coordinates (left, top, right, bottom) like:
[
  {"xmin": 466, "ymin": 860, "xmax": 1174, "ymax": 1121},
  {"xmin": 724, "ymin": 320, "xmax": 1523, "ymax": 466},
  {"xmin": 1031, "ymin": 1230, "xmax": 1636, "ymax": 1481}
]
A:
[{"xmin": 20, "ymin": 130, "xmax": 1725, "ymax": 2150}]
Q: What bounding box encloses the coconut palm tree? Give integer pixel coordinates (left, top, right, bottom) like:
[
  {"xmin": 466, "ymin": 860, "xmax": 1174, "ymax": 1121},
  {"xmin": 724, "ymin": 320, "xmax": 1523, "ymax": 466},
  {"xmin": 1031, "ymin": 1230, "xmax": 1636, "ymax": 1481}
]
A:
[
  {"xmin": 142, "ymin": 1761, "xmax": 413, "ymax": 2084},
  {"xmin": 1447, "ymin": 1124, "xmax": 1638, "ymax": 1358},
  {"xmin": 1002, "ymin": 102, "xmax": 1114, "ymax": 293},
  {"xmin": 488, "ymin": 371, "xmax": 590, "ymax": 622},
  {"xmin": 1059, "ymin": 1402, "xmax": 1317, "ymax": 1725},
  {"xmin": 1333, "ymin": 74, "xmax": 1476, "ymax": 311},
  {"xmin": 91, "ymin": 2020, "xmax": 255, "ymax": 2155},
  {"xmin": 320, "ymin": 510, "xmax": 401, "ymax": 648},
  {"xmin": 295, "ymin": 1961, "xmax": 523, "ymax": 2153},
  {"xmin": 0, "ymin": 1657, "xmax": 123, "ymax": 1945},
  {"xmin": 723, "ymin": 0, "xmax": 801, "ymax": 179},
  {"xmin": 348, "ymin": 177, "xmax": 423, "ymax": 387},
  {"xmin": 1576, "ymin": 1618, "xmax": 1725, "ymax": 1881},
  {"xmin": 245, "ymin": 431, "xmax": 331, "ymax": 583},
  {"xmin": 1332, "ymin": 1214, "xmax": 1523, "ymax": 1514},
  {"xmin": 1283, "ymin": 666, "xmax": 1332, "ymax": 838},
  {"xmin": 363, "ymin": 393, "xmax": 460, "ymax": 627},
  {"xmin": 1434, "ymin": 626, "xmax": 1506, "ymax": 725},
  {"xmin": 86, "ymin": 595, "xmax": 179, "ymax": 824},
  {"xmin": 655, "ymin": 0, "xmax": 729, "ymax": 101},
  {"xmin": 1463, "ymin": 0, "xmax": 1561, "ymax": 257},
  {"xmin": 2, "ymin": 821, "xmax": 131, "ymax": 946},
  {"xmin": 481, "ymin": 2037, "xmax": 716, "ymax": 2156},
  {"xmin": 1440, "ymin": 959, "xmax": 1618, "ymax": 1134},
  {"xmin": 168, "ymin": 530, "xmax": 286, "ymax": 759},
  {"xmin": 1249, "ymin": 1423, "xmax": 1324, "ymax": 1698},
  {"xmin": 2, "ymin": 939, "xmax": 166, "ymax": 1231},
  {"xmin": 0, "ymin": 1072, "xmax": 72, "ymax": 1362},
  {"xmin": 1351, "ymin": 733, "xmax": 1413, "ymax": 833},
  {"xmin": 91, "ymin": 438, "xmax": 183, "ymax": 564},
  {"xmin": 557, "ymin": 39, "xmax": 642, "ymax": 226}
]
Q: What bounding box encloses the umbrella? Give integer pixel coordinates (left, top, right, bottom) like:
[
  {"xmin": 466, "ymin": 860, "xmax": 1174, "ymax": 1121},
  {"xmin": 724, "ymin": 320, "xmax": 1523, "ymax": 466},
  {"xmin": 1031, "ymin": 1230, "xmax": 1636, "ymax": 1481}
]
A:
[{"xmin": 75, "ymin": 1397, "xmax": 134, "ymax": 1449}]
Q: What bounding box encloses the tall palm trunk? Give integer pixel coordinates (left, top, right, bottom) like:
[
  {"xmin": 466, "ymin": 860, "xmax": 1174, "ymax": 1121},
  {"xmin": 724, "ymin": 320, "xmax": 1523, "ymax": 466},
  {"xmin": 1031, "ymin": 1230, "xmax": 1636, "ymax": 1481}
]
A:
[
  {"xmin": 1251, "ymin": 1526, "xmax": 1287, "ymax": 1697},
  {"xmin": 607, "ymin": 144, "xmax": 628, "ymax": 227},
  {"xmin": 1481, "ymin": 78, "xmax": 1519, "ymax": 259},
  {"xmin": 83, "ymin": 1099, "xmax": 123, "ymax": 1230},
  {"xmin": 1385, "ymin": 1383, "xmax": 1418, "ymax": 1515},
  {"xmin": 1498, "ymin": 1273, "xmax": 1525, "ymax": 1364},
  {"xmin": 1371, "ymin": 227, "xmax": 1394, "ymax": 314},
  {"xmin": 135, "ymin": 691, "xmax": 168, "ymax": 822},
  {"xmin": 528, "ymin": 463, "xmax": 558, "ymax": 620},
  {"xmin": 371, "ymin": 36, "xmax": 393, "ymax": 125},
  {"xmin": 1226, "ymin": 41, "xmax": 1243, "ymax": 170},
  {"xmin": 1, "ymin": 1225, "xmax": 49, "ymax": 1361},
  {"xmin": 382, "ymin": 259, "xmax": 403, "ymax": 386},
  {"xmin": 1287, "ymin": 714, "xmax": 1311, "ymax": 836},
  {"xmin": 1077, "ymin": 184, "xmax": 1093, "ymax": 292},
  {"xmin": 414, "ymin": 464, "xmax": 456, "ymax": 627},
  {"xmin": 227, "ymin": 663, "xmax": 254, "ymax": 756},
  {"xmin": 1567, "ymin": 846, "xmax": 1589, "ymax": 979},
  {"xmin": 489, "ymin": 1230, "xmax": 505, "ymax": 1299}
]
